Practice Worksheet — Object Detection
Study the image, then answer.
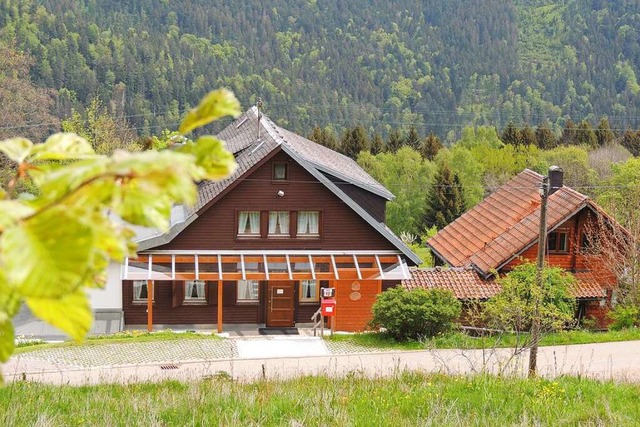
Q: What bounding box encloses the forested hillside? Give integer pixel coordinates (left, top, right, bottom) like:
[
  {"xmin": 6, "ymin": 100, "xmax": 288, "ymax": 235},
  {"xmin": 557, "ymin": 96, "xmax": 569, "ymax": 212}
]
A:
[{"xmin": 1, "ymin": 0, "xmax": 640, "ymax": 138}]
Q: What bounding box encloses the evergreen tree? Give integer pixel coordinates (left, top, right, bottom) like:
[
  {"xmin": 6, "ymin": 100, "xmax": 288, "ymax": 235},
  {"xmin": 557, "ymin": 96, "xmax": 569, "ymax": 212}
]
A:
[
  {"xmin": 308, "ymin": 125, "xmax": 324, "ymax": 145},
  {"xmin": 371, "ymin": 131, "xmax": 383, "ymax": 155},
  {"xmin": 519, "ymin": 124, "xmax": 537, "ymax": 146},
  {"xmin": 308, "ymin": 125, "xmax": 339, "ymax": 151},
  {"xmin": 535, "ymin": 121, "xmax": 556, "ymax": 149},
  {"xmin": 424, "ymin": 162, "xmax": 465, "ymax": 231},
  {"xmin": 575, "ymin": 120, "xmax": 598, "ymax": 147},
  {"xmin": 420, "ymin": 132, "xmax": 443, "ymax": 160},
  {"xmin": 386, "ymin": 128, "xmax": 404, "ymax": 153},
  {"xmin": 622, "ymin": 130, "xmax": 640, "ymax": 156},
  {"xmin": 404, "ymin": 125, "xmax": 421, "ymax": 150},
  {"xmin": 321, "ymin": 127, "xmax": 339, "ymax": 151},
  {"xmin": 596, "ymin": 117, "xmax": 615, "ymax": 146},
  {"xmin": 341, "ymin": 124, "xmax": 369, "ymax": 159},
  {"xmin": 501, "ymin": 122, "xmax": 519, "ymax": 145},
  {"xmin": 560, "ymin": 119, "xmax": 577, "ymax": 146}
]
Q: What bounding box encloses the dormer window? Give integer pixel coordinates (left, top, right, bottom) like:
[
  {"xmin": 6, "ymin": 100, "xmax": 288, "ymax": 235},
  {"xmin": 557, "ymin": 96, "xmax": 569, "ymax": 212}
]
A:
[{"xmin": 273, "ymin": 163, "xmax": 288, "ymax": 181}]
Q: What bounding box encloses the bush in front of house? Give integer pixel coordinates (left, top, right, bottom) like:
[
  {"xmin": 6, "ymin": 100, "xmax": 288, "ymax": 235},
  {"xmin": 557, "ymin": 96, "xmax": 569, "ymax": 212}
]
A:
[
  {"xmin": 608, "ymin": 305, "xmax": 640, "ymax": 330},
  {"xmin": 370, "ymin": 287, "xmax": 461, "ymax": 341}
]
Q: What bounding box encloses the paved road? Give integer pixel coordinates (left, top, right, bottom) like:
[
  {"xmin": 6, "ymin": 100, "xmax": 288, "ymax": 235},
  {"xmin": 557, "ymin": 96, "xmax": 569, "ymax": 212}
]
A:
[{"xmin": 3, "ymin": 337, "xmax": 640, "ymax": 386}]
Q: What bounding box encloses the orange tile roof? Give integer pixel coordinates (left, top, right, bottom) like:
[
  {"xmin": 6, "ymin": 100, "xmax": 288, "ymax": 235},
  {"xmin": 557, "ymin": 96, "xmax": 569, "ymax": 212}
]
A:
[
  {"xmin": 403, "ymin": 268, "xmax": 607, "ymax": 300},
  {"xmin": 427, "ymin": 169, "xmax": 589, "ymax": 276},
  {"xmin": 572, "ymin": 271, "xmax": 608, "ymax": 299},
  {"xmin": 402, "ymin": 268, "xmax": 501, "ymax": 300}
]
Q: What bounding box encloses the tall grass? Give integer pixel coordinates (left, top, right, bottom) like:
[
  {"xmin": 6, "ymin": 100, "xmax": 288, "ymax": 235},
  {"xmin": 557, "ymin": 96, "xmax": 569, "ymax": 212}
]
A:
[{"xmin": 0, "ymin": 373, "xmax": 638, "ymax": 425}]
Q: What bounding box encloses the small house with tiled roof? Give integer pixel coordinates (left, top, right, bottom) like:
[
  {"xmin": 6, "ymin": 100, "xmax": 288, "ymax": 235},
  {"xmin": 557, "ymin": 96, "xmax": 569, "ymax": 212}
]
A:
[
  {"xmin": 412, "ymin": 168, "xmax": 618, "ymax": 328},
  {"xmin": 90, "ymin": 106, "xmax": 420, "ymax": 333}
]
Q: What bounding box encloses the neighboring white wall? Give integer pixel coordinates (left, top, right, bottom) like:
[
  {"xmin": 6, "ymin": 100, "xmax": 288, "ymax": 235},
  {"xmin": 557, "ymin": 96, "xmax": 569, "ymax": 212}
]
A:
[{"xmin": 87, "ymin": 262, "xmax": 123, "ymax": 310}]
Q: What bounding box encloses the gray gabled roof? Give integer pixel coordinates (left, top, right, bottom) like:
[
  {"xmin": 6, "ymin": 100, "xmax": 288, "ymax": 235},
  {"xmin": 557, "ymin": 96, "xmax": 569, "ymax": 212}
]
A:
[{"xmin": 137, "ymin": 107, "xmax": 421, "ymax": 265}]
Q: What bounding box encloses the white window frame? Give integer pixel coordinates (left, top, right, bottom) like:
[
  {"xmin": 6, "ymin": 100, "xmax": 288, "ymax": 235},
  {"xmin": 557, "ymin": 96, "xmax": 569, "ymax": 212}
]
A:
[
  {"xmin": 238, "ymin": 211, "xmax": 261, "ymax": 237},
  {"xmin": 132, "ymin": 280, "xmax": 154, "ymax": 303},
  {"xmin": 299, "ymin": 280, "xmax": 319, "ymax": 303},
  {"xmin": 237, "ymin": 280, "xmax": 259, "ymax": 302},
  {"xmin": 297, "ymin": 211, "xmax": 320, "ymax": 237},
  {"xmin": 184, "ymin": 280, "xmax": 207, "ymax": 303},
  {"xmin": 273, "ymin": 163, "xmax": 287, "ymax": 180},
  {"xmin": 268, "ymin": 211, "xmax": 290, "ymax": 237}
]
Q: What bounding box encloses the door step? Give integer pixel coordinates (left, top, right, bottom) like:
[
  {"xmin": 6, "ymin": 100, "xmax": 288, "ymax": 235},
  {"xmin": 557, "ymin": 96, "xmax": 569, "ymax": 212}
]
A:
[{"xmin": 258, "ymin": 327, "xmax": 299, "ymax": 335}]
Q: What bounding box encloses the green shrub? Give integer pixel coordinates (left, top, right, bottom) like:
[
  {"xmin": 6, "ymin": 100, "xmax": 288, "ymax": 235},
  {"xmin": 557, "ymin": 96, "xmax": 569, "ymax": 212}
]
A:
[
  {"xmin": 608, "ymin": 305, "xmax": 640, "ymax": 330},
  {"xmin": 484, "ymin": 263, "xmax": 576, "ymax": 333},
  {"xmin": 370, "ymin": 287, "xmax": 461, "ymax": 341}
]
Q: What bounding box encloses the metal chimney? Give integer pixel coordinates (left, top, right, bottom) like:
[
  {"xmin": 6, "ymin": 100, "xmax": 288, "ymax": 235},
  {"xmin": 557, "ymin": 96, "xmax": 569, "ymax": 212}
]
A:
[{"xmin": 548, "ymin": 165, "xmax": 563, "ymax": 195}]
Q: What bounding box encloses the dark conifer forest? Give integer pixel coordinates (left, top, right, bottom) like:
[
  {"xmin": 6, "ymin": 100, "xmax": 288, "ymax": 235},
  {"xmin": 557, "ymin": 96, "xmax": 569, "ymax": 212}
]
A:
[{"xmin": 2, "ymin": 0, "xmax": 640, "ymax": 137}]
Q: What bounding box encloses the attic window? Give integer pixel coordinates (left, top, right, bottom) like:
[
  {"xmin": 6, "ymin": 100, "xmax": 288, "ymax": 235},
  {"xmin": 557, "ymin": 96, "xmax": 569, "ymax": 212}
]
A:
[
  {"xmin": 273, "ymin": 163, "xmax": 288, "ymax": 181},
  {"xmin": 548, "ymin": 231, "xmax": 569, "ymax": 253}
]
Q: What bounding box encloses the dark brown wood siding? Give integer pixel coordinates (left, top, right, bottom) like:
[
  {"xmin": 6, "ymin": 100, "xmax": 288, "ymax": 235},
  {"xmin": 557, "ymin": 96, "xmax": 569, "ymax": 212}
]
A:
[
  {"xmin": 154, "ymin": 150, "xmax": 396, "ymax": 251},
  {"xmin": 123, "ymin": 280, "xmax": 260, "ymax": 325},
  {"xmin": 324, "ymin": 173, "xmax": 387, "ymax": 223}
]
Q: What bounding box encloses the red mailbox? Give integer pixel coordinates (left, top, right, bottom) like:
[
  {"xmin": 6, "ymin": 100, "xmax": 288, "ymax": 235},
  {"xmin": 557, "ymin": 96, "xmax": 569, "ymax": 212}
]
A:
[{"xmin": 321, "ymin": 298, "xmax": 336, "ymax": 317}]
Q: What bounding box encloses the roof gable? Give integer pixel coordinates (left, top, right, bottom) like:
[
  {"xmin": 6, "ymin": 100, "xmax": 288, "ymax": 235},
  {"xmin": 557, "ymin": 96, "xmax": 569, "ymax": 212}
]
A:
[
  {"xmin": 137, "ymin": 107, "xmax": 421, "ymax": 265},
  {"xmin": 428, "ymin": 169, "xmax": 590, "ymax": 276}
]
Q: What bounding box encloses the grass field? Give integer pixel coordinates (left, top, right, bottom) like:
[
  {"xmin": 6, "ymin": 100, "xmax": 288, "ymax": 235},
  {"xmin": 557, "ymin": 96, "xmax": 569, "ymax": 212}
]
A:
[
  {"xmin": 328, "ymin": 328, "xmax": 640, "ymax": 351},
  {"xmin": 0, "ymin": 373, "xmax": 638, "ymax": 426},
  {"xmin": 15, "ymin": 330, "xmax": 219, "ymax": 354}
]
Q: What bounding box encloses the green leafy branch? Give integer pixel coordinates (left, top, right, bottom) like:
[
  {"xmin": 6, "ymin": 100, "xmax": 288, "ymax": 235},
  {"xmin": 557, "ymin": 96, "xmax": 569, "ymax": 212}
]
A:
[{"xmin": 0, "ymin": 88, "xmax": 240, "ymax": 368}]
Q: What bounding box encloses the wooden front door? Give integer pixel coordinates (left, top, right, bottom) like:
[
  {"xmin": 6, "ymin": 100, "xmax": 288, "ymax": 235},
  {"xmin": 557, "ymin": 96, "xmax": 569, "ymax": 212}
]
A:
[{"xmin": 266, "ymin": 281, "xmax": 295, "ymax": 327}]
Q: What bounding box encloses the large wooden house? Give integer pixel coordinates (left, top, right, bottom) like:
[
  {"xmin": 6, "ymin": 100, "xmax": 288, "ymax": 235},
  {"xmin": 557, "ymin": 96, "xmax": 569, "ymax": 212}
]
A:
[
  {"xmin": 90, "ymin": 107, "xmax": 421, "ymax": 333},
  {"xmin": 420, "ymin": 167, "xmax": 618, "ymax": 328}
]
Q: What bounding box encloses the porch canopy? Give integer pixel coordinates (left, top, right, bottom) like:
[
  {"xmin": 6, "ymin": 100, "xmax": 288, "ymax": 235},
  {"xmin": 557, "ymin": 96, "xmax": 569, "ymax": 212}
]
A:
[{"xmin": 123, "ymin": 250, "xmax": 411, "ymax": 281}]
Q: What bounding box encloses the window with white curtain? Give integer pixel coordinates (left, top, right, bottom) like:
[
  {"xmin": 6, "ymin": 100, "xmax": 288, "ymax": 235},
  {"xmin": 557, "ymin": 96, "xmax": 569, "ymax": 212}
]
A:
[
  {"xmin": 238, "ymin": 211, "xmax": 261, "ymax": 236},
  {"xmin": 268, "ymin": 211, "xmax": 290, "ymax": 236},
  {"xmin": 133, "ymin": 280, "xmax": 153, "ymax": 302},
  {"xmin": 299, "ymin": 280, "xmax": 319, "ymax": 302},
  {"xmin": 184, "ymin": 280, "xmax": 207, "ymax": 302},
  {"xmin": 297, "ymin": 211, "xmax": 320, "ymax": 236},
  {"xmin": 237, "ymin": 280, "xmax": 259, "ymax": 302}
]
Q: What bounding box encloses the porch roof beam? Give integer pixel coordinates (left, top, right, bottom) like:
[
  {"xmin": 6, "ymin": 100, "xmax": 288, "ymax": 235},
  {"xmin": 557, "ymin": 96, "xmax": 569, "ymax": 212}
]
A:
[
  {"xmin": 353, "ymin": 254, "xmax": 362, "ymax": 280},
  {"xmin": 285, "ymin": 254, "xmax": 293, "ymax": 280},
  {"xmin": 263, "ymin": 254, "xmax": 270, "ymax": 280},
  {"xmin": 375, "ymin": 254, "xmax": 385, "ymax": 280},
  {"xmin": 331, "ymin": 255, "xmax": 339, "ymax": 280},
  {"xmin": 309, "ymin": 254, "xmax": 316, "ymax": 280}
]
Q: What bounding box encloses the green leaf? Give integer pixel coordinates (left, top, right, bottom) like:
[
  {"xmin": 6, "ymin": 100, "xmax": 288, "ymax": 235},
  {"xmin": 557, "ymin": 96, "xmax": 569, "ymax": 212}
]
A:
[
  {"xmin": 0, "ymin": 317, "xmax": 15, "ymax": 363},
  {"xmin": 30, "ymin": 133, "xmax": 96, "ymax": 161},
  {"xmin": 178, "ymin": 88, "xmax": 240, "ymax": 134},
  {"xmin": 177, "ymin": 136, "xmax": 237, "ymax": 180},
  {"xmin": 26, "ymin": 289, "xmax": 92, "ymax": 342},
  {"xmin": 0, "ymin": 138, "xmax": 33, "ymax": 163},
  {"xmin": 0, "ymin": 276, "xmax": 21, "ymax": 318},
  {"xmin": 109, "ymin": 151, "xmax": 198, "ymax": 228},
  {"xmin": 28, "ymin": 158, "xmax": 110, "ymax": 204},
  {"xmin": 0, "ymin": 200, "xmax": 35, "ymax": 229},
  {"xmin": 1, "ymin": 208, "xmax": 95, "ymax": 298}
]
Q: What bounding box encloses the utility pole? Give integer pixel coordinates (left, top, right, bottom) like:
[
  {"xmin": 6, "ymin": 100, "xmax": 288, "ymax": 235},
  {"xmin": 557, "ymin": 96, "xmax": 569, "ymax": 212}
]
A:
[{"xmin": 529, "ymin": 174, "xmax": 549, "ymax": 377}]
